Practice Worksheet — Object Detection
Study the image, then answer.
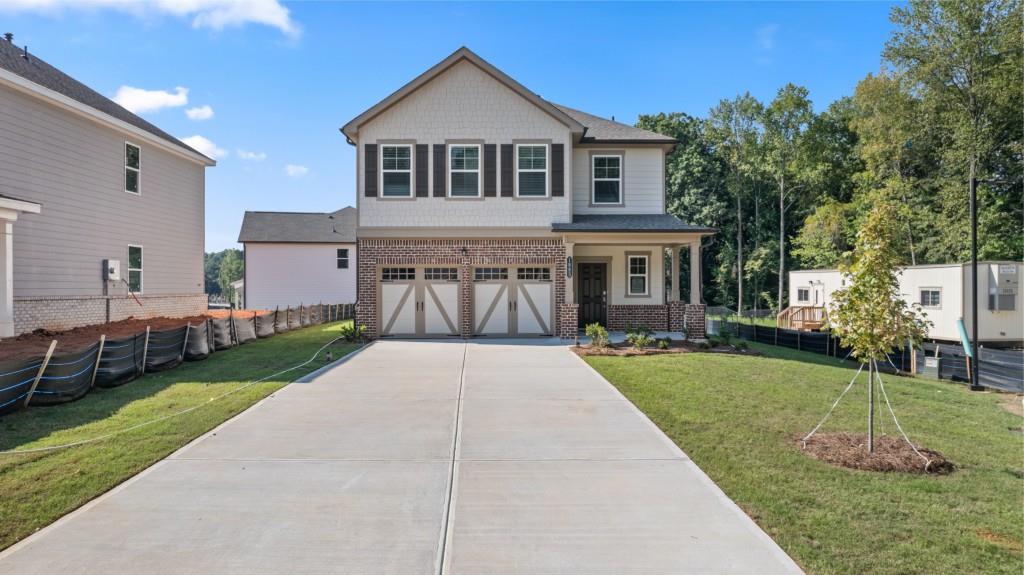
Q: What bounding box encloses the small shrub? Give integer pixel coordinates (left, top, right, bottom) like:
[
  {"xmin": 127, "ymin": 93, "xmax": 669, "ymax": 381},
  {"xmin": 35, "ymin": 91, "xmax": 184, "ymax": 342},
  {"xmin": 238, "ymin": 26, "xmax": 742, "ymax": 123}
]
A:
[
  {"xmin": 736, "ymin": 340, "xmax": 748, "ymax": 351},
  {"xmin": 719, "ymin": 332, "xmax": 732, "ymax": 346},
  {"xmin": 338, "ymin": 323, "xmax": 366, "ymax": 343},
  {"xmin": 625, "ymin": 332, "xmax": 655, "ymax": 350},
  {"xmin": 697, "ymin": 341, "xmax": 712, "ymax": 351},
  {"xmin": 657, "ymin": 338, "xmax": 670, "ymax": 350},
  {"xmin": 585, "ymin": 323, "xmax": 609, "ymax": 348},
  {"xmin": 625, "ymin": 324, "xmax": 654, "ymax": 339}
]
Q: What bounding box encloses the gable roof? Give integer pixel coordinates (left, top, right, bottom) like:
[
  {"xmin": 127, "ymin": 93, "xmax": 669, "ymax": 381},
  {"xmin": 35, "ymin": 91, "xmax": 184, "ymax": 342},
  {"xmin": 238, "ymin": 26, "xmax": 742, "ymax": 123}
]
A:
[
  {"xmin": 0, "ymin": 38, "xmax": 213, "ymax": 165},
  {"xmin": 552, "ymin": 104, "xmax": 676, "ymax": 144},
  {"xmin": 238, "ymin": 207, "xmax": 357, "ymax": 243}
]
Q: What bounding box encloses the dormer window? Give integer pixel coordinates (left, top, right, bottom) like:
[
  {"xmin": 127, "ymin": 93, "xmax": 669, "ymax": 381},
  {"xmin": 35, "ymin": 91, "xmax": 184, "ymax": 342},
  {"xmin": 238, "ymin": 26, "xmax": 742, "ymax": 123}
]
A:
[
  {"xmin": 592, "ymin": 154, "xmax": 622, "ymax": 205},
  {"xmin": 381, "ymin": 145, "xmax": 412, "ymax": 197},
  {"xmin": 449, "ymin": 144, "xmax": 480, "ymax": 197},
  {"xmin": 516, "ymin": 144, "xmax": 548, "ymax": 197}
]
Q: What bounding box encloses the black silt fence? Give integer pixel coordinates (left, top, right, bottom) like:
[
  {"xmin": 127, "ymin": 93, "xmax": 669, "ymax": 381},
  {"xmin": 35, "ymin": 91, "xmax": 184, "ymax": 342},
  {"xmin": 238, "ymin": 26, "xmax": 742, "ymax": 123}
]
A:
[
  {"xmin": 274, "ymin": 308, "xmax": 290, "ymax": 333},
  {"xmin": 95, "ymin": 333, "xmax": 146, "ymax": 388},
  {"xmin": 233, "ymin": 315, "xmax": 257, "ymax": 344},
  {"xmin": 145, "ymin": 326, "xmax": 188, "ymax": 372},
  {"xmin": 919, "ymin": 343, "xmax": 1023, "ymax": 392},
  {"xmin": 0, "ymin": 356, "xmax": 45, "ymax": 415},
  {"xmin": 288, "ymin": 308, "xmax": 302, "ymax": 330},
  {"xmin": 184, "ymin": 322, "xmax": 211, "ymax": 361},
  {"xmin": 256, "ymin": 312, "xmax": 276, "ymax": 338},
  {"xmin": 29, "ymin": 343, "xmax": 102, "ymax": 405},
  {"xmin": 210, "ymin": 318, "xmax": 234, "ymax": 351}
]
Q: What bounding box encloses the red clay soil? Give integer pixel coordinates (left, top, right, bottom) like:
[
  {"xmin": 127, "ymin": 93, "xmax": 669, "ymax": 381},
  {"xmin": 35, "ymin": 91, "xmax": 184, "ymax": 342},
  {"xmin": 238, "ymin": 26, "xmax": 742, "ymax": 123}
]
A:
[
  {"xmin": 799, "ymin": 432, "xmax": 954, "ymax": 474},
  {"xmin": 0, "ymin": 316, "xmax": 214, "ymax": 361}
]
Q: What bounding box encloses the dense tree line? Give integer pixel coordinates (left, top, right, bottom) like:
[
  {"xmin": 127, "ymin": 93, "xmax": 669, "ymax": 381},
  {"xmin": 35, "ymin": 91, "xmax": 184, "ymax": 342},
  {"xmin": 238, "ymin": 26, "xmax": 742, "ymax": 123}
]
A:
[
  {"xmin": 638, "ymin": 0, "xmax": 1022, "ymax": 313},
  {"xmin": 204, "ymin": 249, "xmax": 243, "ymax": 298}
]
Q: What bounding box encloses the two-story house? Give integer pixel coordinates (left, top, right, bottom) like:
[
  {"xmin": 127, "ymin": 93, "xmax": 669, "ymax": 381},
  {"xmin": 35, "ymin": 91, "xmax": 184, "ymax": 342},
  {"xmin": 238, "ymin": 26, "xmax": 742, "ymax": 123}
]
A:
[
  {"xmin": 0, "ymin": 36, "xmax": 214, "ymax": 336},
  {"xmin": 342, "ymin": 47, "xmax": 713, "ymax": 339}
]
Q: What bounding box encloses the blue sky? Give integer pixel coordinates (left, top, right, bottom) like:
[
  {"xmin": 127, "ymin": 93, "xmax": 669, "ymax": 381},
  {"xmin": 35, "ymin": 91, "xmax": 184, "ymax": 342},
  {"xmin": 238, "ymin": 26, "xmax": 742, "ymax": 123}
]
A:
[{"xmin": 1, "ymin": 1, "xmax": 898, "ymax": 251}]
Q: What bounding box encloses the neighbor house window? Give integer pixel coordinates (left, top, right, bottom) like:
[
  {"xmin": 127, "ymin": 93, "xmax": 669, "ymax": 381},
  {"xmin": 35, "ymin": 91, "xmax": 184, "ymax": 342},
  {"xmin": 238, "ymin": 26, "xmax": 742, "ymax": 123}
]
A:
[
  {"xmin": 449, "ymin": 144, "xmax": 480, "ymax": 197},
  {"xmin": 337, "ymin": 249, "xmax": 349, "ymax": 269},
  {"xmin": 128, "ymin": 245, "xmax": 143, "ymax": 293},
  {"xmin": 125, "ymin": 142, "xmax": 140, "ymax": 194},
  {"xmin": 797, "ymin": 288, "xmax": 810, "ymax": 303},
  {"xmin": 381, "ymin": 145, "xmax": 412, "ymax": 197},
  {"xmin": 516, "ymin": 144, "xmax": 548, "ymax": 197},
  {"xmin": 592, "ymin": 155, "xmax": 622, "ymax": 204},
  {"xmin": 920, "ymin": 288, "xmax": 941, "ymax": 308},
  {"xmin": 627, "ymin": 255, "xmax": 648, "ymax": 296}
]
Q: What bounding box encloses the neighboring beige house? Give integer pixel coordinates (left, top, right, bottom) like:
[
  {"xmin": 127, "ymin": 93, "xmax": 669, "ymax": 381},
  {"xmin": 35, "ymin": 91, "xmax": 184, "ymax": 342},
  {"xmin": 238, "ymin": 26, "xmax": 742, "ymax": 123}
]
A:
[
  {"xmin": 788, "ymin": 262, "xmax": 1023, "ymax": 346},
  {"xmin": 0, "ymin": 37, "xmax": 214, "ymax": 336},
  {"xmin": 237, "ymin": 207, "xmax": 357, "ymax": 310},
  {"xmin": 342, "ymin": 47, "xmax": 714, "ymax": 339}
]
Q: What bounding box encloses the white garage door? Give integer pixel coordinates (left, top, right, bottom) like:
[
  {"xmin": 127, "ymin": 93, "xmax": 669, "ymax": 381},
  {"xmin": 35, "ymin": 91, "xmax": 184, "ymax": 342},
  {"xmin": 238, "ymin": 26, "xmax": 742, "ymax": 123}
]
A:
[
  {"xmin": 472, "ymin": 266, "xmax": 553, "ymax": 336},
  {"xmin": 380, "ymin": 267, "xmax": 460, "ymax": 337}
]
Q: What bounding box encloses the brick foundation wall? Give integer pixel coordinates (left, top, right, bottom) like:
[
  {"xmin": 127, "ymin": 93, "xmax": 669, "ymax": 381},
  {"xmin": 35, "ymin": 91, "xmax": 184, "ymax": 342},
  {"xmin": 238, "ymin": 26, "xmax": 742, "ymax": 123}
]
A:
[
  {"xmin": 668, "ymin": 300, "xmax": 686, "ymax": 332},
  {"xmin": 557, "ymin": 303, "xmax": 578, "ymax": 340},
  {"xmin": 356, "ymin": 238, "xmax": 566, "ymax": 339},
  {"xmin": 683, "ymin": 303, "xmax": 707, "ymax": 338},
  {"xmin": 606, "ymin": 304, "xmax": 670, "ymax": 331},
  {"xmin": 13, "ymin": 293, "xmax": 208, "ymax": 335}
]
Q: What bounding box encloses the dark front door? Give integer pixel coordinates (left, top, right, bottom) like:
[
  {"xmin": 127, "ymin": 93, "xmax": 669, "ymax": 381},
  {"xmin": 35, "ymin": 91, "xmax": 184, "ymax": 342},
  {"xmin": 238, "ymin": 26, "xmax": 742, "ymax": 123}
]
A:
[{"xmin": 577, "ymin": 262, "xmax": 607, "ymax": 328}]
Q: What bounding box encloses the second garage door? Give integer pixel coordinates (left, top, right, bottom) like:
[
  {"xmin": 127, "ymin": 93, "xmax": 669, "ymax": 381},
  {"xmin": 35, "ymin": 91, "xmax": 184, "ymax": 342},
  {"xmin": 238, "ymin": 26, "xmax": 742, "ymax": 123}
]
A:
[{"xmin": 472, "ymin": 266, "xmax": 553, "ymax": 336}]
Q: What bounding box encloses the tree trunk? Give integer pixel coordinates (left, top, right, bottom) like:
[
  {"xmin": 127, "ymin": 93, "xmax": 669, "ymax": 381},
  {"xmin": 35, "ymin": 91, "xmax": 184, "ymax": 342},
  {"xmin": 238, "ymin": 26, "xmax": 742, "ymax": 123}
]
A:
[
  {"xmin": 736, "ymin": 193, "xmax": 744, "ymax": 314},
  {"xmin": 777, "ymin": 175, "xmax": 786, "ymax": 313},
  {"xmin": 867, "ymin": 360, "xmax": 875, "ymax": 453}
]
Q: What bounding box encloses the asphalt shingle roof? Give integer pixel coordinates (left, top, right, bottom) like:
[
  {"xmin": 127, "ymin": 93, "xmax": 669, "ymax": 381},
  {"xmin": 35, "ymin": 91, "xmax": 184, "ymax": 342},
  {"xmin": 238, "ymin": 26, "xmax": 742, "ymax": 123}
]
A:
[
  {"xmin": 552, "ymin": 214, "xmax": 714, "ymax": 233},
  {"xmin": 238, "ymin": 207, "xmax": 357, "ymax": 243},
  {"xmin": 551, "ymin": 104, "xmax": 677, "ymax": 144},
  {"xmin": 0, "ymin": 39, "xmax": 206, "ymax": 159}
]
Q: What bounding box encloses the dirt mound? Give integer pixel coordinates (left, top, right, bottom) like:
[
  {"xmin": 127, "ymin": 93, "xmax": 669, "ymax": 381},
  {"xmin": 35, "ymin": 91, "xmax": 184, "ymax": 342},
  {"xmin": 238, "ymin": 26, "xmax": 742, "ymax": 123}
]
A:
[{"xmin": 799, "ymin": 432, "xmax": 954, "ymax": 474}]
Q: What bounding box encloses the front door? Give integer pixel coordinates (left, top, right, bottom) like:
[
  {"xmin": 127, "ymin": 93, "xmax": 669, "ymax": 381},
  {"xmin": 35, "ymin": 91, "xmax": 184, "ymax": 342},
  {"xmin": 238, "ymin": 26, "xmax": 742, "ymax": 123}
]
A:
[{"xmin": 577, "ymin": 262, "xmax": 607, "ymax": 328}]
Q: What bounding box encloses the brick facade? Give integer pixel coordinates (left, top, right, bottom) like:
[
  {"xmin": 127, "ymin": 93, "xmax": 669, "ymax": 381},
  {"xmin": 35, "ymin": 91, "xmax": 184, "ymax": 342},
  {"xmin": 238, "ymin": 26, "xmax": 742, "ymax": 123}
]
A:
[
  {"xmin": 607, "ymin": 304, "xmax": 670, "ymax": 331},
  {"xmin": 683, "ymin": 303, "xmax": 707, "ymax": 339},
  {"xmin": 356, "ymin": 238, "xmax": 566, "ymax": 339},
  {"xmin": 557, "ymin": 303, "xmax": 579, "ymax": 340},
  {"xmin": 13, "ymin": 293, "xmax": 208, "ymax": 335}
]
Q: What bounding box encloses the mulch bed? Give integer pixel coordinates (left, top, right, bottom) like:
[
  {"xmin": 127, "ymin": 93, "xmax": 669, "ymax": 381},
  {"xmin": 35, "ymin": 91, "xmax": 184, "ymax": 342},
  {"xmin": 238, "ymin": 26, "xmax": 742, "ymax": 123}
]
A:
[
  {"xmin": 799, "ymin": 432, "xmax": 955, "ymax": 475},
  {"xmin": 572, "ymin": 341, "xmax": 762, "ymax": 358}
]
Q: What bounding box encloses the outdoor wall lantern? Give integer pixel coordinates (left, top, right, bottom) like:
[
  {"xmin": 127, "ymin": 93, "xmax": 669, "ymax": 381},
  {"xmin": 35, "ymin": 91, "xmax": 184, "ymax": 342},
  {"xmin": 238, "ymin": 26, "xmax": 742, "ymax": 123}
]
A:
[{"xmin": 566, "ymin": 256, "xmax": 573, "ymax": 278}]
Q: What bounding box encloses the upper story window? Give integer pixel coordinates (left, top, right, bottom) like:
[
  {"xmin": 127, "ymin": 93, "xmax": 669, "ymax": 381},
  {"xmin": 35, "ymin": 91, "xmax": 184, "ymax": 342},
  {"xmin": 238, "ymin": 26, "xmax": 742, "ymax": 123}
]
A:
[
  {"xmin": 128, "ymin": 245, "xmax": 143, "ymax": 293},
  {"xmin": 919, "ymin": 288, "xmax": 941, "ymax": 308},
  {"xmin": 797, "ymin": 288, "xmax": 810, "ymax": 303},
  {"xmin": 449, "ymin": 144, "xmax": 480, "ymax": 197},
  {"xmin": 627, "ymin": 254, "xmax": 649, "ymax": 296},
  {"xmin": 592, "ymin": 155, "xmax": 622, "ymax": 205},
  {"xmin": 381, "ymin": 145, "xmax": 412, "ymax": 197},
  {"xmin": 516, "ymin": 144, "xmax": 548, "ymax": 197},
  {"xmin": 336, "ymin": 248, "xmax": 349, "ymax": 269},
  {"xmin": 125, "ymin": 142, "xmax": 141, "ymax": 194}
]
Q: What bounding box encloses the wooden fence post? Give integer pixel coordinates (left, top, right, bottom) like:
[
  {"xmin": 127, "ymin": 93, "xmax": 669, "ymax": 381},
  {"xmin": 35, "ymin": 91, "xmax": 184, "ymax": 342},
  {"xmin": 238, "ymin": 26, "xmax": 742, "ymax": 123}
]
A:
[
  {"xmin": 181, "ymin": 323, "xmax": 192, "ymax": 360},
  {"xmin": 24, "ymin": 340, "xmax": 58, "ymax": 407},
  {"xmin": 89, "ymin": 335, "xmax": 106, "ymax": 388},
  {"xmin": 140, "ymin": 326, "xmax": 151, "ymax": 375}
]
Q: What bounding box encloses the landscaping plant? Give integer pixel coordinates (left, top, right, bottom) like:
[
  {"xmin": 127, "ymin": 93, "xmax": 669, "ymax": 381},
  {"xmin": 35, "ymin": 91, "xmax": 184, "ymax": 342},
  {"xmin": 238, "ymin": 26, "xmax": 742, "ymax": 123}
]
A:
[
  {"xmin": 338, "ymin": 323, "xmax": 367, "ymax": 343},
  {"xmin": 584, "ymin": 323, "xmax": 609, "ymax": 348}
]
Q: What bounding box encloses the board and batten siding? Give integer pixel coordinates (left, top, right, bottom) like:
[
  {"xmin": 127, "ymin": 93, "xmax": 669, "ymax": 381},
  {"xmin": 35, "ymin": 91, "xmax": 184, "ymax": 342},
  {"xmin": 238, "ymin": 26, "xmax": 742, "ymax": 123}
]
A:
[
  {"xmin": 244, "ymin": 243, "xmax": 357, "ymax": 310},
  {"xmin": 357, "ymin": 60, "xmax": 572, "ymax": 229},
  {"xmin": 0, "ymin": 83, "xmax": 205, "ymax": 298},
  {"xmin": 571, "ymin": 147, "xmax": 665, "ymax": 215}
]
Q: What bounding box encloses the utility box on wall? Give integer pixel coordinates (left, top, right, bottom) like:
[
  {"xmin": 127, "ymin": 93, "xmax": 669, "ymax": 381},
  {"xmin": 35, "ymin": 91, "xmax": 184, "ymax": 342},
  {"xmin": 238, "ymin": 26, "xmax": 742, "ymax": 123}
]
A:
[
  {"xmin": 103, "ymin": 259, "xmax": 121, "ymax": 282},
  {"xmin": 989, "ymin": 264, "xmax": 1018, "ymax": 311}
]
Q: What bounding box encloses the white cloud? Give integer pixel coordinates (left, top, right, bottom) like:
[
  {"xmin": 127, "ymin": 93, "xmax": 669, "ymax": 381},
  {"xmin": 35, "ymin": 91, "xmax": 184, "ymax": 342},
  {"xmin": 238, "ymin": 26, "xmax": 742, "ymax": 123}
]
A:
[
  {"xmin": 285, "ymin": 164, "xmax": 308, "ymax": 177},
  {"xmin": 181, "ymin": 135, "xmax": 227, "ymax": 159},
  {"xmin": 113, "ymin": 85, "xmax": 188, "ymax": 114},
  {"xmin": 185, "ymin": 105, "xmax": 214, "ymax": 121},
  {"xmin": 756, "ymin": 24, "xmax": 779, "ymax": 51},
  {"xmin": 0, "ymin": 0, "xmax": 300, "ymax": 37},
  {"xmin": 237, "ymin": 149, "xmax": 267, "ymax": 161}
]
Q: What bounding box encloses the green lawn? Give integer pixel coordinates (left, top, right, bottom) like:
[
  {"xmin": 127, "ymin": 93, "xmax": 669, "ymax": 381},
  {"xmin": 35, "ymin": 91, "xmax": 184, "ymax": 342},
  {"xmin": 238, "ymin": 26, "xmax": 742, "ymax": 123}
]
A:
[
  {"xmin": 713, "ymin": 314, "xmax": 778, "ymax": 327},
  {"xmin": 585, "ymin": 342, "xmax": 1023, "ymax": 575},
  {"xmin": 0, "ymin": 322, "xmax": 359, "ymax": 551}
]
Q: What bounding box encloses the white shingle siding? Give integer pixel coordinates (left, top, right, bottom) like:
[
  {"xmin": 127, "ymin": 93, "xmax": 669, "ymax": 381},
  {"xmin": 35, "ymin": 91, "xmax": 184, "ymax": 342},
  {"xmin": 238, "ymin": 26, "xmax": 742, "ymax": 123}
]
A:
[
  {"xmin": 572, "ymin": 147, "xmax": 665, "ymax": 215},
  {"xmin": 358, "ymin": 60, "xmax": 572, "ymax": 228},
  {"xmin": 0, "ymin": 83, "xmax": 205, "ymax": 298},
  {"xmin": 244, "ymin": 243, "xmax": 357, "ymax": 310}
]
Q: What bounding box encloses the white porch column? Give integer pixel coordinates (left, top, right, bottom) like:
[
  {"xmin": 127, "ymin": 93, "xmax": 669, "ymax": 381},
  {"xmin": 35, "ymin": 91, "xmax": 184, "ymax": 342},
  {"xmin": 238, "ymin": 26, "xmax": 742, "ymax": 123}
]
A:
[
  {"xmin": 564, "ymin": 240, "xmax": 575, "ymax": 304},
  {"xmin": 669, "ymin": 245, "xmax": 681, "ymax": 302},
  {"xmin": 689, "ymin": 241, "xmax": 701, "ymax": 305},
  {"xmin": 0, "ymin": 220, "xmax": 13, "ymax": 337}
]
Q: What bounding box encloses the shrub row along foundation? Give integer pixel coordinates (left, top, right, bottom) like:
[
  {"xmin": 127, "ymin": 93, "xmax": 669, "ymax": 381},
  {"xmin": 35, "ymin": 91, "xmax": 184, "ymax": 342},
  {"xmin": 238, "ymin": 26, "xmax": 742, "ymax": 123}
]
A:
[{"xmin": 0, "ymin": 303, "xmax": 355, "ymax": 417}]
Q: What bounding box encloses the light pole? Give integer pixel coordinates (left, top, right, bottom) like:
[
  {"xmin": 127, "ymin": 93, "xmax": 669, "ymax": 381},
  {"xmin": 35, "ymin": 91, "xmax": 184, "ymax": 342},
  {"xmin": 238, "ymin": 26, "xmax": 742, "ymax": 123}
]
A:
[{"xmin": 968, "ymin": 177, "xmax": 982, "ymax": 391}]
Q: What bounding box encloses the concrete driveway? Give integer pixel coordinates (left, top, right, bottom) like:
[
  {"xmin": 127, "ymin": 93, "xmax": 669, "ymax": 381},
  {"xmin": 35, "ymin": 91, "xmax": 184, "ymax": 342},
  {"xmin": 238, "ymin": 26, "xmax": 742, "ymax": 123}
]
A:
[{"xmin": 0, "ymin": 340, "xmax": 802, "ymax": 574}]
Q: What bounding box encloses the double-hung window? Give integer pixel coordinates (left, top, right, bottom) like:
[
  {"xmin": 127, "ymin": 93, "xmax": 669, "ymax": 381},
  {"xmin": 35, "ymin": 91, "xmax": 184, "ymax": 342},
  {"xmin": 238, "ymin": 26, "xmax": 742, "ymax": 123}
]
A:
[
  {"xmin": 592, "ymin": 155, "xmax": 622, "ymax": 204},
  {"xmin": 919, "ymin": 288, "xmax": 941, "ymax": 308},
  {"xmin": 336, "ymin": 249, "xmax": 349, "ymax": 269},
  {"xmin": 128, "ymin": 245, "xmax": 143, "ymax": 293},
  {"xmin": 125, "ymin": 142, "xmax": 141, "ymax": 194},
  {"xmin": 516, "ymin": 144, "xmax": 548, "ymax": 197},
  {"xmin": 381, "ymin": 145, "xmax": 412, "ymax": 197},
  {"xmin": 627, "ymin": 254, "xmax": 649, "ymax": 296},
  {"xmin": 449, "ymin": 144, "xmax": 480, "ymax": 197},
  {"xmin": 797, "ymin": 288, "xmax": 810, "ymax": 303}
]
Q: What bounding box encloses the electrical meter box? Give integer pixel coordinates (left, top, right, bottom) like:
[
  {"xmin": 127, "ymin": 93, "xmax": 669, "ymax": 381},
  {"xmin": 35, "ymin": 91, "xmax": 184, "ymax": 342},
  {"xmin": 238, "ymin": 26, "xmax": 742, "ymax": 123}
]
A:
[{"xmin": 103, "ymin": 259, "xmax": 121, "ymax": 282}]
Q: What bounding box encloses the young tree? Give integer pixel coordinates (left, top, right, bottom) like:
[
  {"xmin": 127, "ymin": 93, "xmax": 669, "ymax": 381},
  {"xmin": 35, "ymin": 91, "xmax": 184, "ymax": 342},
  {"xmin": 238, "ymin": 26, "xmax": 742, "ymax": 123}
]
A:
[
  {"xmin": 827, "ymin": 193, "xmax": 930, "ymax": 452},
  {"xmin": 217, "ymin": 249, "xmax": 244, "ymax": 301},
  {"xmin": 763, "ymin": 84, "xmax": 814, "ymax": 311}
]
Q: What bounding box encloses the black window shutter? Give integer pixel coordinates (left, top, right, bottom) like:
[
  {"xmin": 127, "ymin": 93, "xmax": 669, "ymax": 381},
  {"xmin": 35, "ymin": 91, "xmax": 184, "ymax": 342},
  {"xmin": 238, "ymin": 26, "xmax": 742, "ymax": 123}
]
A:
[
  {"xmin": 364, "ymin": 144, "xmax": 378, "ymax": 197},
  {"xmin": 433, "ymin": 144, "xmax": 446, "ymax": 197},
  {"xmin": 551, "ymin": 143, "xmax": 564, "ymax": 197},
  {"xmin": 484, "ymin": 144, "xmax": 497, "ymax": 197},
  {"xmin": 500, "ymin": 144, "xmax": 513, "ymax": 197},
  {"xmin": 415, "ymin": 144, "xmax": 429, "ymax": 197}
]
